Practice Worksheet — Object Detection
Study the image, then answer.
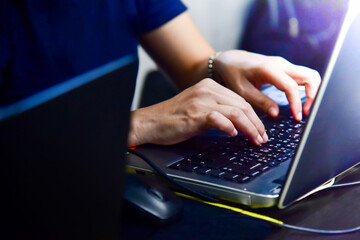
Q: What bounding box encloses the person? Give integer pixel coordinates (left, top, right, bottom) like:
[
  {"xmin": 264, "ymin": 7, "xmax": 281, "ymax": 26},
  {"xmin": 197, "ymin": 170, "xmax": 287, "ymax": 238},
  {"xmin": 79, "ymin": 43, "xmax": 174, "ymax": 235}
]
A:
[{"xmin": 0, "ymin": 0, "xmax": 320, "ymax": 147}]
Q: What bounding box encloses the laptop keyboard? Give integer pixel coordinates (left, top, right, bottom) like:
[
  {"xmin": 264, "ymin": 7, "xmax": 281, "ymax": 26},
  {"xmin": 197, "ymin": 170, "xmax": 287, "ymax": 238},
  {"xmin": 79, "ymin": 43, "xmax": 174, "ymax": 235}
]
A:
[{"xmin": 168, "ymin": 116, "xmax": 306, "ymax": 184}]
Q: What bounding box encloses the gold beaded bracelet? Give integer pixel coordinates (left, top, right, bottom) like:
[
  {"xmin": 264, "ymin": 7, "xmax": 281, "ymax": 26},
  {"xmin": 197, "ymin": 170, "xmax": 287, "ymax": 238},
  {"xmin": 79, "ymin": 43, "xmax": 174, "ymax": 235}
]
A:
[{"xmin": 208, "ymin": 51, "xmax": 222, "ymax": 79}]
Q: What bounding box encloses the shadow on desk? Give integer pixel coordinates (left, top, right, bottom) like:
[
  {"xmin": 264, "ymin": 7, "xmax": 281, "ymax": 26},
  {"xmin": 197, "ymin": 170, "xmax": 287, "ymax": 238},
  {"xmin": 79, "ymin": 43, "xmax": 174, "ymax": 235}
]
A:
[{"xmin": 122, "ymin": 167, "xmax": 360, "ymax": 240}]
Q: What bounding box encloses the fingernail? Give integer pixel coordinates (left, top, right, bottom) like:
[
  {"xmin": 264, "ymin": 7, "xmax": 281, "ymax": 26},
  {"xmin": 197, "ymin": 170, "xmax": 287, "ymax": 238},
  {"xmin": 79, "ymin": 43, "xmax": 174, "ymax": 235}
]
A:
[
  {"xmin": 256, "ymin": 134, "xmax": 263, "ymax": 145},
  {"xmin": 262, "ymin": 132, "xmax": 268, "ymax": 143},
  {"xmin": 269, "ymin": 107, "xmax": 278, "ymax": 117},
  {"xmin": 296, "ymin": 112, "xmax": 302, "ymax": 121},
  {"xmin": 231, "ymin": 128, "xmax": 238, "ymax": 136}
]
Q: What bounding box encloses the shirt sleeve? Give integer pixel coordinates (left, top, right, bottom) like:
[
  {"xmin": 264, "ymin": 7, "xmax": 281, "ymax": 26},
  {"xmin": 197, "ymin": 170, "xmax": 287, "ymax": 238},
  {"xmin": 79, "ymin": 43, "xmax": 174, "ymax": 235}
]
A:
[{"xmin": 132, "ymin": 0, "xmax": 187, "ymax": 34}]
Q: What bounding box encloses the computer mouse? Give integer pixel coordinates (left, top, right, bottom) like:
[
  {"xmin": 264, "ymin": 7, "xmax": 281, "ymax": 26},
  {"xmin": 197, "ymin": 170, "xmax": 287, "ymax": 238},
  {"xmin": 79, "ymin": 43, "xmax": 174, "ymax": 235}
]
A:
[{"xmin": 122, "ymin": 173, "xmax": 183, "ymax": 225}]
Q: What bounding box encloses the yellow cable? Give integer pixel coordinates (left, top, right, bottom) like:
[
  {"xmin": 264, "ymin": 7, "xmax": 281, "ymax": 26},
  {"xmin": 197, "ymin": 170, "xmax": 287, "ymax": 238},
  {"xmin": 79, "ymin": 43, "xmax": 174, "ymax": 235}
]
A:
[{"xmin": 175, "ymin": 192, "xmax": 284, "ymax": 225}]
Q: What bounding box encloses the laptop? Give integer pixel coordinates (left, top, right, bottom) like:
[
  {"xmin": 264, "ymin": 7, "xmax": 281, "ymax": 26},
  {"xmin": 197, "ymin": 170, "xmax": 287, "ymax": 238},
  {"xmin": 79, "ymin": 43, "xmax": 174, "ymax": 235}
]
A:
[
  {"xmin": 127, "ymin": 3, "xmax": 360, "ymax": 209},
  {"xmin": 0, "ymin": 55, "xmax": 137, "ymax": 239}
]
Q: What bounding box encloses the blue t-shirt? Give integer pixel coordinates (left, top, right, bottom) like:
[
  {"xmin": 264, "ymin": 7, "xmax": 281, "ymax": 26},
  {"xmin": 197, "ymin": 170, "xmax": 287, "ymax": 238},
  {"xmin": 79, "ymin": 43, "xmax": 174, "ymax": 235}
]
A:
[{"xmin": 0, "ymin": 0, "xmax": 186, "ymax": 104}]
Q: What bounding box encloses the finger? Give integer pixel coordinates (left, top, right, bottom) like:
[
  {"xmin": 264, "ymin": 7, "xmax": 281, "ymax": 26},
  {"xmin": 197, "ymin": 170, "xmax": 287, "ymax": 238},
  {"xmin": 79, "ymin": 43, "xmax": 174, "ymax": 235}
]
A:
[
  {"xmin": 261, "ymin": 68, "xmax": 303, "ymax": 121},
  {"xmin": 303, "ymin": 98, "xmax": 314, "ymax": 116},
  {"xmin": 205, "ymin": 111, "xmax": 238, "ymax": 137},
  {"xmin": 285, "ymin": 65, "xmax": 321, "ymax": 114},
  {"xmin": 194, "ymin": 79, "xmax": 267, "ymax": 142},
  {"xmin": 285, "ymin": 65, "xmax": 321, "ymax": 97},
  {"xmin": 239, "ymin": 80, "xmax": 280, "ymax": 118},
  {"xmin": 214, "ymin": 105, "xmax": 267, "ymax": 145},
  {"xmin": 202, "ymin": 80, "xmax": 267, "ymax": 135},
  {"xmin": 218, "ymin": 96, "xmax": 267, "ymax": 141}
]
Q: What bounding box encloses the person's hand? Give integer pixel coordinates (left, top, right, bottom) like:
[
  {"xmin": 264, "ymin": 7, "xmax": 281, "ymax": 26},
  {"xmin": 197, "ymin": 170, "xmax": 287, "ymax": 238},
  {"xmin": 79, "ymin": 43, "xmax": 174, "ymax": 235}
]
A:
[
  {"xmin": 213, "ymin": 50, "xmax": 321, "ymax": 121},
  {"xmin": 128, "ymin": 79, "xmax": 268, "ymax": 147}
]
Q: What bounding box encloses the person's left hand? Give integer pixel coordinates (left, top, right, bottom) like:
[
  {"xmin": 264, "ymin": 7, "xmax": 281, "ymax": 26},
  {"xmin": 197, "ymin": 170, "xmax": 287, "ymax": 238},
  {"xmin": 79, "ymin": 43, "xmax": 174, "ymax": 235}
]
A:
[{"xmin": 213, "ymin": 50, "xmax": 321, "ymax": 121}]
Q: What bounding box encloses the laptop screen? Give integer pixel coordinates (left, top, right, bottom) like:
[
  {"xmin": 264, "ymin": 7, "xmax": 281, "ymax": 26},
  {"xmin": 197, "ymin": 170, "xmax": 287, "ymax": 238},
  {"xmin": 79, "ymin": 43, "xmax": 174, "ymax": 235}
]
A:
[
  {"xmin": 279, "ymin": 7, "xmax": 360, "ymax": 208},
  {"xmin": 0, "ymin": 55, "xmax": 137, "ymax": 239}
]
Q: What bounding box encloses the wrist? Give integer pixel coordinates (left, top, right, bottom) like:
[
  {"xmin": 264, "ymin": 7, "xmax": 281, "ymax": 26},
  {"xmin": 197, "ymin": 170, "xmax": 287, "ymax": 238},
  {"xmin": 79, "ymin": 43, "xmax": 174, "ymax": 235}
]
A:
[{"xmin": 127, "ymin": 109, "xmax": 148, "ymax": 147}]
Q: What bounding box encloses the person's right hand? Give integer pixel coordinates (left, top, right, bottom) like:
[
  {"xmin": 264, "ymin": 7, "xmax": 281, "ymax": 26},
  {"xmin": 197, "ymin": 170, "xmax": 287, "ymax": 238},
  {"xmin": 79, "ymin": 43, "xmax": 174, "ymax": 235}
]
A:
[
  {"xmin": 213, "ymin": 50, "xmax": 321, "ymax": 121},
  {"xmin": 128, "ymin": 78, "xmax": 268, "ymax": 147}
]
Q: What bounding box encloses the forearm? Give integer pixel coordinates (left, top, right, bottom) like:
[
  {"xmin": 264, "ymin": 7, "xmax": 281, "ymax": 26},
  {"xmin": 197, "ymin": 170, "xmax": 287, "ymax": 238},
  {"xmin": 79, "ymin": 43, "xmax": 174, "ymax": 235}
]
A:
[{"xmin": 139, "ymin": 12, "xmax": 215, "ymax": 90}]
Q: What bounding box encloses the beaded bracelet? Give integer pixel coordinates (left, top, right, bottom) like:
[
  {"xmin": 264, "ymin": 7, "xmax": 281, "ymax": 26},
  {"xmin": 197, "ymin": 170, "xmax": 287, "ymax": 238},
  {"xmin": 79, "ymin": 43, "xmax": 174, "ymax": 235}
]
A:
[{"xmin": 208, "ymin": 51, "xmax": 222, "ymax": 79}]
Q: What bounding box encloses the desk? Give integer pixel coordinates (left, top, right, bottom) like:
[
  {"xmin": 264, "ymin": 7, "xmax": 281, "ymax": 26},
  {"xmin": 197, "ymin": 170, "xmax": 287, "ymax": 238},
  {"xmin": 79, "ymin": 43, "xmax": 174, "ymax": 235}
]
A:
[{"xmin": 122, "ymin": 166, "xmax": 360, "ymax": 240}]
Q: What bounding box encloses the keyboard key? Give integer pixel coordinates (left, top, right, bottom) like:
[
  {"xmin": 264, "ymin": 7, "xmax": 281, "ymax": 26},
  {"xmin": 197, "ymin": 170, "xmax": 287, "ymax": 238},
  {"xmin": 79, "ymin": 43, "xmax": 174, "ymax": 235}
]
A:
[
  {"xmin": 169, "ymin": 162, "xmax": 181, "ymax": 170},
  {"xmin": 269, "ymin": 161, "xmax": 279, "ymax": 167},
  {"xmin": 250, "ymin": 163, "xmax": 262, "ymax": 170},
  {"xmin": 196, "ymin": 167, "xmax": 211, "ymax": 175},
  {"xmin": 250, "ymin": 170, "xmax": 261, "ymax": 177},
  {"xmin": 294, "ymin": 128, "xmax": 303, "ymax": 134},
  {"xmin": 233, "ymin": 162, "xmax": 262, "ymax": 175},
  {"xmin": 209, "ymin": 170, "xmax": 225, "ymax": 178},
  {"xmin": 289, "ymin": 133, "xmax": 301, "ymax": 139},
  {"xmin": 261, "ymin": 165, "xmax": 270, "ymax": 172},
  {"xmin": 223, "ymin": 172, "xmax": 240, "ymax": 182},
  {"xmin": 259, "ymin": 147, "xmax": 273, "ymax": 153},
  {"xmin": 276, "ymin": 147, "xmax": 292, "ymax": 154},
  {"xmin": 257, "ymin": 158, "xmax": 271, "ymax": 164},
  {"xmin": 239, "ymin": 176, "xmax": 251, "ymax": 183},
  {"xmin": 275, "ymin": 156, "xmax": 290, "ymax": 162}
]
